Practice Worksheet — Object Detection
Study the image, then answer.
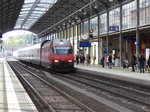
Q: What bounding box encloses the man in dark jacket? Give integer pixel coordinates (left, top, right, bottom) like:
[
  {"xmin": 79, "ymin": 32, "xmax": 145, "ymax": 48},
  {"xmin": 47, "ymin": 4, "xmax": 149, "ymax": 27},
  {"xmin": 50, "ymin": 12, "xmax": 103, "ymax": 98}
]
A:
[
  {"xmin": 130, "ymin": 54, "xmax": 136, "ymax": 72},
  {"xmin": 139, "ymin": 55, "xmax": 146, "ymax": 73},
  {"xmin": 100, "ymin": 56, "xmax": 105, "ymax": 68},
  {"xmin": 76, "ymin": 55, "xmax": 79, "ymax": 65},
  {"xmin": 108, "ymin": 54, "xmax": 112, "ymax": 69}
]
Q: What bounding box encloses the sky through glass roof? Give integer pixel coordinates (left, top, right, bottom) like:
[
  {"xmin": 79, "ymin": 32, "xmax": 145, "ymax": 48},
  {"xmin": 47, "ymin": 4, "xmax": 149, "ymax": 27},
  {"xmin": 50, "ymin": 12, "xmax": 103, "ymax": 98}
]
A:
[{"xmin": 15, "ymin": 0, "xmax": 57, "ymax": 30}]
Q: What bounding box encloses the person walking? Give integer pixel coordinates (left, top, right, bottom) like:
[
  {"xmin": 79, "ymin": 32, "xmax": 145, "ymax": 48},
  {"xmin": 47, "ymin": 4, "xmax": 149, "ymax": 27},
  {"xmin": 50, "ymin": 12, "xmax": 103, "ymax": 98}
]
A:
[
  {"xmin": 130, "ymin": 54, "xmax": 136, "ymax": 72},
  {"xmin": 139, "ymin": 55, "xmax": 146, "ymax": 73}
]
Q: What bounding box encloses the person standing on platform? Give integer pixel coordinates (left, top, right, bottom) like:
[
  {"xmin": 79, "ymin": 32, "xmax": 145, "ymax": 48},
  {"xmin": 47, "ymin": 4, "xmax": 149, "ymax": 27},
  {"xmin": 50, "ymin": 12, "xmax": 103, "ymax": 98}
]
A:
[
  {"xmin": 139, "ymin": 55, "xmax": 146, "ymax": 73},
  {"xmin": 79, "ymin": 55, "xmax": 82, "ymax": 64},
  {"xmin": 93, "ymin": 56, "xmax": 96, "ymax": 65},
  {"xmin": 76, "ymin": 54, "xmax": 79, "ymax": 65},
  {"xmin": 83, "ymin": 55, "xmax": 85, "ymax": 64},
  {"xmin": 148, "ymin": 56, "xmax": 150, "ymax": 67},
  {"xmin": 123, "ymin": 57, "xmax": 129, "ymax": 68},
  {"xmin": 147, "ymin": 56, "xmax": 150, "ymax": 72},
  {"xmin": 80, "ymin": 55, "xmax": 85, "ymax": 64},
  {"xmin": 108, "ymin": 54, "xmax": 113, "ymax": 69},
  {"xmin": 100, "ymin": 56, "xmax": 105, "ymax": 68},
  {"xmin": 86, "ymin": 54, "xmax": 91, "ymax": 65},
  {"xmin": 113, "ymin": 54, "xmax": 117, "ymax": 67},
  {"xmin": 130, "ymin": 54, "xmax": 136, "ymax": 72}
]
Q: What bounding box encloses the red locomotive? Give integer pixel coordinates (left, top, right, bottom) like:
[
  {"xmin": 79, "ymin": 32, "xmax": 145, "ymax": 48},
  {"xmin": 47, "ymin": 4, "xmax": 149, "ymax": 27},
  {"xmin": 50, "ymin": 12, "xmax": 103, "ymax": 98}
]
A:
[{"xmin": 13, "ymin": 39, "xmax": 74, "ymax": 72}]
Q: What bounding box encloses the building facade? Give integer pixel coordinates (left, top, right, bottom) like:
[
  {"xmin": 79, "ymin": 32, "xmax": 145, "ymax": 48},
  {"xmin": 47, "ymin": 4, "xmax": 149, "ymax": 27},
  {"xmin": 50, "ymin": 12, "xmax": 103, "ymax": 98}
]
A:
[{"xmin": 41, "ymin": 0, "xmax": 150, "ymax": 66}]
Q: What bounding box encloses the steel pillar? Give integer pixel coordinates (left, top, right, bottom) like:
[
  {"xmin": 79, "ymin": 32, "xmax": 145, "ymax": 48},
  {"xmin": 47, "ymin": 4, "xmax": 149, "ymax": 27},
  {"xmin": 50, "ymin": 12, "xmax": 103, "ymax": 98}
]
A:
[
  {"xmin": 119, "ymin": 3, "xmax": 123, "ymax": 67},
  {"xmin": 136, "ymin": 0, "xmax": 140, "ymax": 58}
]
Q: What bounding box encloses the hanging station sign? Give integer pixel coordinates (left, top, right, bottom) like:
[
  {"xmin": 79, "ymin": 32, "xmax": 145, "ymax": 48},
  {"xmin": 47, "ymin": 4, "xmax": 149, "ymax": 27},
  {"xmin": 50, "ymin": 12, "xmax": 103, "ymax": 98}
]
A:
[
  {"xmin": 79, "ymin": 42, "xmax": 91, "ymax": 47},
  {"xmin": 108, "ymin": 26, "xmax": 119, "ymax": 32}
]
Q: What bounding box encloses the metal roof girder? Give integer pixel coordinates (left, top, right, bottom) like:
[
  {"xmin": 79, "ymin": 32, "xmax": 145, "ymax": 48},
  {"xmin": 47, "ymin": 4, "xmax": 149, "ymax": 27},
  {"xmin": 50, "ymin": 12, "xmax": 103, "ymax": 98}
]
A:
[
  {"xmin": 21, "ymin": 0, "xmax": 41, "ymax": 28},
  {"xmin": 65, "ymin": 0, "xmax": 82, "ymax": 10},
  {"xmin": 36, "ymin": 0, "xmax": 96, "ymax": 35}
]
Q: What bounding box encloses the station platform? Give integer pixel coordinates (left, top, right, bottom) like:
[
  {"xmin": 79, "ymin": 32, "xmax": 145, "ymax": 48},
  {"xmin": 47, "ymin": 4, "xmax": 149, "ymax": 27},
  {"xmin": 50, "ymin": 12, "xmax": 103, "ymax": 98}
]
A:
[
  {"xmin": 75, "ymin": 64, "xmax": 150, "ymax": 86},
  {"xmin": 0, "ymin": 58, "xmax": 38, "ymax": 112}
]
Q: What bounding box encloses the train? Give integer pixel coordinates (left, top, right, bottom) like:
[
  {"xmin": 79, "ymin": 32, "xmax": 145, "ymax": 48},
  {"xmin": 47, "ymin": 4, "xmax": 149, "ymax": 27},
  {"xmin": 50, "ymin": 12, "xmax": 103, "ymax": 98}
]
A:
[{"xmin": 13, "ymin": 39, "xmax": 74, "ymax": 72}]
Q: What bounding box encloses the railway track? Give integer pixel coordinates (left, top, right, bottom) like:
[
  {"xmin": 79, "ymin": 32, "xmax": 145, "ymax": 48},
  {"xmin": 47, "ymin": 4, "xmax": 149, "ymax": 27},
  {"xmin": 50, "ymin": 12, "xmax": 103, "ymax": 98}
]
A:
[
  {"xmin": 50, "ymin": 72, "xmax": 150, "ymax": 112},
  {"xmin": 8, "ymin": 60, "xmax": 94, "ymax": 112},
  {"xmin": 62, "ymin": 73, "xmax": 150, "ymax": 105},
  {"xmin": 8, "ymin": 60, "xmax": 150, "ymax": 112}
]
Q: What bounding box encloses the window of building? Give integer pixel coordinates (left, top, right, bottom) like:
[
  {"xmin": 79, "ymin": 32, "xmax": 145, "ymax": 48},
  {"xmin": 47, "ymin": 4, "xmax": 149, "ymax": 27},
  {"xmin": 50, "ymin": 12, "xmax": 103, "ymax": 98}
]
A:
[
  {"xmin": 99, "ymin": 13, "xmax": 107, "ymax": 34},
  {"xmin": 67, "ymin": 28, "xmax": 69, "ymax": 39},
  {"xmin": 70, "ymin": 27, "xmax": 73, "ymax": 38},
  {"xmin": 74, "ymin": 25, "xmax": 77, "ymax": 39},
  {"xmin": 61, "ymin": 31, "xmax": 63, "ymax": 38},
  {"xmin": 54, "ymin": 33, "xmax": 56, "ymax": 39},
  {"xmin": 122, "ymin": 1, "xmax": 137, "ymax": 29},
  {"xmin": 81, "ymin": 20, "xmax": 89, "ymax": 40},
  {"xmin": 140, "ymin": 0, "xmax": 150, "ymax": 25},
  {"xmin": 64, "ymin": 30, "xmax": 67, "ymax": 39},
  {"xmin": 58, "ymin": 32, "xmax": 61, "ymax": 38},
  {"xmin": 77, "ymin": 24, "xmax": 81, "ymax": 39},
  {"xmin": 83, "ymin": 20, "xmax": 89, "ymax": 36},
  {"xmin": 109, "ymin": 8, "xmax": 120, "ymax": 32},
  {"xmin": 56, "ymin": 32, "xmax": 58, "ymax": 38},
  {"xmin": 90, "ymin": 16, "xmax": 98, "ymax": 36}
]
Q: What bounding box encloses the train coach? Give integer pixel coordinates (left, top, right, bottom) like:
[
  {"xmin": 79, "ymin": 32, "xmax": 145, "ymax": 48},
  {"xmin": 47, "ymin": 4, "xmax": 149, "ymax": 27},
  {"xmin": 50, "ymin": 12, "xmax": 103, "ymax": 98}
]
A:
[{"xmin": 13, "ymin": 39, "xmax": 74, "ymax": 72}]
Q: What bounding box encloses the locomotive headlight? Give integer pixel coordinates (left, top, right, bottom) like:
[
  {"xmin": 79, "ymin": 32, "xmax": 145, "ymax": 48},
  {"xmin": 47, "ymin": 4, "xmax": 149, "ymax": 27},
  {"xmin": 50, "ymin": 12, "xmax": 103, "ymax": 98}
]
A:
[
  {"xmin": 54, "ymin": 60, "xmax": 59, "ymax": 62},
  {"xmin": 68, "ymin": 60, "xmax": 72, "ymax": 62}
]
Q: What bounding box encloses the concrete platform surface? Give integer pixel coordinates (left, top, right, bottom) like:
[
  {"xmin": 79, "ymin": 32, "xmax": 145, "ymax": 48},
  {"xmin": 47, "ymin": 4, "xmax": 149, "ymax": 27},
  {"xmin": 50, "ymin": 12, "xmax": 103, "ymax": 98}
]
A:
[{"xmin": 0, "ymin": 58, "xmax": 38, "ymax": 112}]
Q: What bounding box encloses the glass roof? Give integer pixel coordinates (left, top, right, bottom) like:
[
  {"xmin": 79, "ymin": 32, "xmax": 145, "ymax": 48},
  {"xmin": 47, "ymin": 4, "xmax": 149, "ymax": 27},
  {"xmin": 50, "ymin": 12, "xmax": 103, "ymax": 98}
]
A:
[{"xmin": 14, "ymin": 0, "xmax": 57, "ymax": 30}]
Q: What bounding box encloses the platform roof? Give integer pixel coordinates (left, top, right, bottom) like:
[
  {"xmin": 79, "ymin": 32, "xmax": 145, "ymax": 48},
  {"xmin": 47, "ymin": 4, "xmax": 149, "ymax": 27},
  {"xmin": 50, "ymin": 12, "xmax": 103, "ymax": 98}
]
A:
[
  {"xmin": 30, "ymin": 0, "xmax": 121, "ymax": 35},
  {"xmin": 15, "ymin": 0, "xmax": 57, "ymax": 30},
  {"xmin": 0, "ymin": 0, "xmax": 128, "ymax": 35},
  {"xmin": 0, "ymin": 0, "xmax": 24, "ymax": 34}
]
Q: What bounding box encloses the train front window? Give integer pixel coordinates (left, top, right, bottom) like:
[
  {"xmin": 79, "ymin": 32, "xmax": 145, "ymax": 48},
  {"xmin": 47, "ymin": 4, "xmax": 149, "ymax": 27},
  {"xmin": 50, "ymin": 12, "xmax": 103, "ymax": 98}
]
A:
[{"xmin": 53, "ymin": 46, "xmax": 72, "ymax": 54}]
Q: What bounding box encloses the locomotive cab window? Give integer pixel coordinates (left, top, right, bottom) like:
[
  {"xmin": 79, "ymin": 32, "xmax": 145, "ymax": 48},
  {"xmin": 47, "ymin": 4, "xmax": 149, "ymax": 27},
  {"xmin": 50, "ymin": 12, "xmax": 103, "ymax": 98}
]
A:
[{"xmin": 52, "ymin": 46, "xmax": 72, "ymax": 54}]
